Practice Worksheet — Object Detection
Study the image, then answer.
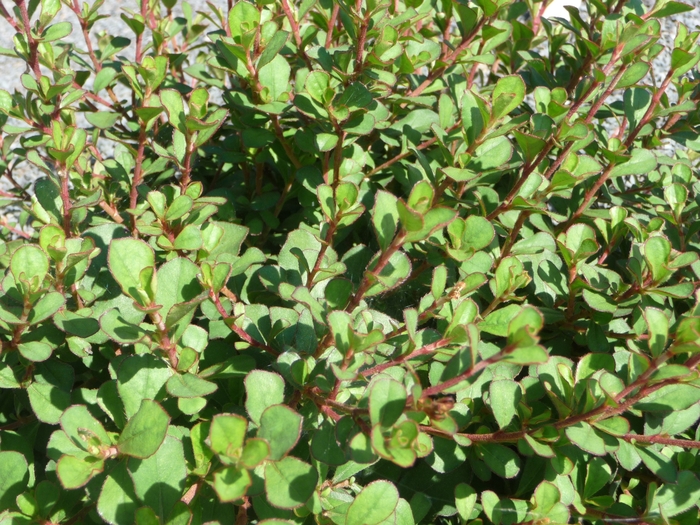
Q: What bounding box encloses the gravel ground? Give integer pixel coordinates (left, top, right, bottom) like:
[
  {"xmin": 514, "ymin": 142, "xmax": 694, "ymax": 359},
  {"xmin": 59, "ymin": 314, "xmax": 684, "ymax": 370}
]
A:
[{"xmin": 0, "ymin": 0, "xmax": 697, "ymax": 193}]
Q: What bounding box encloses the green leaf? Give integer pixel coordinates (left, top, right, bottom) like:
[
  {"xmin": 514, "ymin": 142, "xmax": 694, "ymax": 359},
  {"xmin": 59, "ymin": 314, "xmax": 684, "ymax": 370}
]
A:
[
  {"xmin": 135, "ymin": 507, "xmax": 160, "ymax": 525},
  {"xmin": 166, "ymin": 373, "xmax": 217, "ymax": 398},
  {"xmin": 10, "ymin": 245, "xmax": 49, "ymax": 291},
  {"xmin": 455, "ymin": 483, "xmax": 477, "ymax": 521},
  {"xmin": 86, "ymin": 111, "xmax": 120, "ymax": 129},
  {"xmin": 592, "ymin": 416, "xmax": 630, "ymax": 436},
  {"xmin": 240, "ymin": 438, "xmax": 270, "ymax": 469},
  {"xmin": 100, "ymin": 309, "xmax": 149, "ymax": 344},
  {"xmin": 18, "ymin": 341, "xmax": 52, "ymax": 362},
  {"xmin": 27, "ymin": 382, "xmax": 70, "ymax": 424},
  {"xmin": 617, "ymin": 61, "xmax": 650, "ymax": 88},
  {"xmin": 108, "ymin": 238, "xmax": 155, "ymax": 303},
  {"xmin": 94, "ymin": 66, "xmax": 118, "ymax": 92},
  {"xmin": 42, "ymin": 21, "xmax": 72, "ymax": 41},
  {"xmin": 160, "ymin": 89, "xmax": 186, "ymax": 132},
  {"xmin": 369, "ymin": 378, "xmax": 407, "ymax": 428},
  {"xmin": 610, "ymin": 149, "xmax": 657, "ymax": 178},
  {"xmin": 229, "ymin": 1, "xmax": 260, "ymax": 41},
  {"xmin": 97, "ymin": 462, "xmax": 138, "ymax": 525},
  {"xmin": 316, "ymin": 133, "xmax": 339, "ymax": 152},
  {"xmin": 489, "ymin": 379, "xmax": 521, "ymax": 430},
  {"xmin": 461, "ymin": 89, "xmax": 485, "ymax": 144},
  {"xmin": 648, "ymin": 0, "xmax": 694, "ymax": 18},
  {"xmin": 492, "ymin": 75, "xmax": 525, "ymax": 119},
  {"xmin": 258, "ymin": 54, "xmax": 290, "ymax": 102},
  {"xmin": 305, "ymin": 71, "xmax": 330, "ymax": 104},
  {"xmin": 264, "ymin": 457, "xmax": 318, "ymax": 509},
  {"xmin": 97, "ymin": 381, "xmax": 126, "ymax": 429},
  {"xmin": 60, "ymin": 405, "xmax": 111, "ymax": 451},
  {"xmin": 165, "ymin": 195, "xmax": 193, "ymax": 221},
  {"xmin": 209, "ymin": 414, "xmax": 248, "ymax": 456},
  {"xmin": 129, "ymin": 436, "xmax": 187, "ymax": 520},
  {"xmin": 338, "ymin": 82, "xmax": 373, "ymax": 110},
  {"xmin": 258, "ymin": 30, "xmax": 289, "ymax": 69},
  {"xmin": 173, "ymin": 224, "xmax": 203, "ymax": 251},
  {"xmin": 311, "ymin": 421, "xmax": 346, "ymax": 466},
  {"xmin": 53, "ymin": 309, "xmax": 99, "ymax": 337},
  {"xmin": 648, "ymin": 471, "xmax": 700, "ymax": 518},
  {"xmin": 644, "ymin": 236, "xmax": 672, "ymax": 284},
  {"xmin": 582, "ymin": 288, "xmax": 617, "ymax": 313},
  {"xmin": 565, "ymin": 422, "xmax": 607, "ymax": 456},
  {"xmin": 479, "ymin": 443, "xmax": 521, "ymax": 478},
  {"xmin": 0, "ymin": 451, "xmax": 28, "ymax": 509},
  {"xmin": 56, "ymin": 455, "xmax": 104, "ymax": 489},
  {"xmin": 117, "ymin": 355, "xmax": 171, "ymax": 419},
  {"xmin": 635, "ymin": 384, "xmax": 700, "ymax": 412},
  {"xmin": 637, "ymin": 445, "xmax": 677, "ymax": 483},
  {"xmin": 481, "ymin": 304, "xmax": 522, "ymax": 337},
  {"xmin": 365, "ymin": 251, "xmax": 412, "ymax": 296},
  {"xmin": 257, "ymin": 405, "xmax": 303, "ymax": 461},
  {"xmin": 644, "ymin": 308, "xmax": 668, "ymax": 358},
  {"xmin": 346, "ymin": 480, "xmax": 400, "ymax": 525},
  {"xmin": 372, "ymin": 191, "xmax": 399, "ymax": 252},
  {"xmin": 468, "ymin": 136, "xmax": 513, "ymax": 171},
  {"xmin": 245, "ymin": 370, "xmax": 285, "ymax": 425},
  {"xmin": 117, "ymin": 400, "xmax": 170, "ymax": 458},
  {"xmin": 213, "ymin": 466, "xmax": 251, "ymax": 502}
]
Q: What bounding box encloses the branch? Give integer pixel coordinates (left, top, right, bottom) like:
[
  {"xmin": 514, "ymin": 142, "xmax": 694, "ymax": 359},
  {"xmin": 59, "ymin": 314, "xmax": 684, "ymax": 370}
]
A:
[
  {"xmin": 209, "ymin": 291, "xmax": 279, "ymax": 356},
  {"xmin": 623, "ymin": 434, "xmax": 700, "ymax": 449},
  {"xmin": 362, "ymin": 338, "xmax": 451, "ymax": 377}
]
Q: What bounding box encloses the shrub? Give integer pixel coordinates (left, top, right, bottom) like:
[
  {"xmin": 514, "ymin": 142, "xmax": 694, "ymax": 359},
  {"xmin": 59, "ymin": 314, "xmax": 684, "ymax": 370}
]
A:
[{"xmin": 1, "ymin": 0, "xmax": 700, "ymax": 523}]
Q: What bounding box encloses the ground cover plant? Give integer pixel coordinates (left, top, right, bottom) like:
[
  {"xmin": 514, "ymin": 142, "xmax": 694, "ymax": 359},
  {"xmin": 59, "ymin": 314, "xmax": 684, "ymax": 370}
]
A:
[{"xmin": 0, "ymin": 0, "xmax": 700, "ymax": 523}]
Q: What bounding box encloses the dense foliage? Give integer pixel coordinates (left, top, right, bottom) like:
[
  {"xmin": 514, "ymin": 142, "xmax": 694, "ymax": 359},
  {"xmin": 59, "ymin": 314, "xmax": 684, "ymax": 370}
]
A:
[{"xmin": 1, "ymin": 0, "xmax": 700, "ymax": 523}]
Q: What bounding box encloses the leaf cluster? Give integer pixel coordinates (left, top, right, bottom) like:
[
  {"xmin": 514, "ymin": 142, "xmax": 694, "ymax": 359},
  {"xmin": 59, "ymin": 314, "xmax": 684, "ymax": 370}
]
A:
[{"xmin": 1, "ymin": 0, "xmax": 700, "ymax": 524}]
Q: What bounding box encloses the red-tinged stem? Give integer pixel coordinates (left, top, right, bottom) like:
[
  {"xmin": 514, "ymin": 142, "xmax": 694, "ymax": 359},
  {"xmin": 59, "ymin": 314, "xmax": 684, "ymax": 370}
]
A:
[
  {"xmin": 531, "ymin": 0, "xmax": 550, "ymax": 35},
  {"xmin": 0, "ymin": 216, "xmax": 31, "ymax": 239},
  {"xmin": 209, "ymin": 290, "xmax": 279, "ymax": 356},
  {"xmin": 0, "ymin": 2, "xmax": 19, "ymax": 31},
  {"xmin": 326, "ymin": 4, "xmax": 339, "ymax": 48},
  {"xmin": 151, "ymin": 310, "xmax": 178, "ymax": 368},
  {"xmin": 307, "ymin": 222, "xmax": 337, "ymax": 288},
  {"xmin": 59, "ymin": 167, "xmax": 72, "ymax": 237},
  {"xmin": 130, "ymin": 124, "xmax": 147, "ymax": 234},
  {"xmin": 70, "ymin": 0, "xmax": 121, "ymax": 107},
  {"xmin": 624, "ymin": 72, "xmax": 674, "ymax": 148},
  {"xmin": 75, "ymin": 82, "xmax": 117, "ymax": 109},
  {"xmin": 407, "ymin": 16, "xmax": 489, "ymax": 98},
  {"xmin": 622, "ymin": 434, "xmax": 700, "ymax": 449},
  {"xmin": 497, "ymin": 211, "xmax": 529, "ymax": 263},
  {"xmin": 486, "ymin": 49, "xmax": 626, "ymax": 221},
  {"xmin": 181, "ymin": 139, "xmax": 195, "ymax": 189},
  {"xmin": 564, "ymin": 69, "xmax": 673, "ymax": 228},
  {"xmin": 99, "ymin": 200, "xmax": 124, "ymax": 224},
  {"xmin": 135, "ymin": 0, "xmax": 149, "ymax": 62},
  {"xmin": 14, "ymin": 0, "xmax": 41, "ymax": 77},
  {"xmin": 348, "ymin": 231, "xmax": 407, "ymax": 312},
  {"xmin": 369, "ymin": 122, "xmax": 461, "ymax": 177},
  {"xmin": 271, "ymin": 115, "xmax": 302, "ymax": 169},
  {"xmin": 280, "ymin": 0, "xmax": 312, "ymax": 68},
  {"xmin": 0, "ymin": 415, "xmax": 35, "ymax": 431},
  {"xmin": 314, "ymin": 231, "xmax": 408, "ymax": 357},
  {"xmin": 421, "ymin": 352, "xmax": 505, "ymax": 397},
  {"xmin": 362, "ymin": 338, "xmax": 451, "ymax": 377},
  {"xmin": 354, "ymin": 6, "xmax": 371, "ymax": 78}
]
